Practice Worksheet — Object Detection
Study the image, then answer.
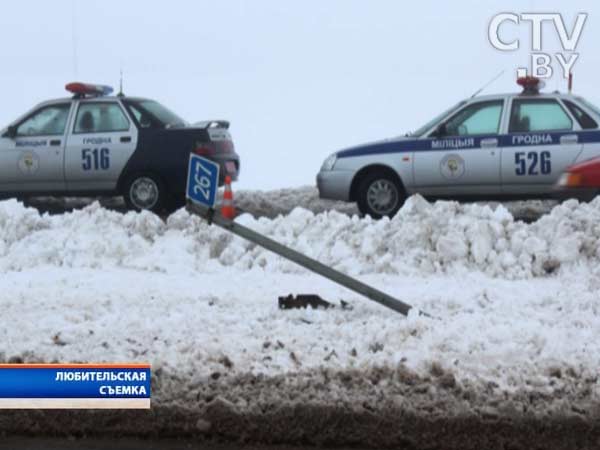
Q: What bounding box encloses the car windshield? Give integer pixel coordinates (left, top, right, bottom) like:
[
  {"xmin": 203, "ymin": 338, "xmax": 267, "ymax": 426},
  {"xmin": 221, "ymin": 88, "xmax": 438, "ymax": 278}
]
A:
[
  {"xmin": 410, "ymin": 101, "xmax": 466, "ymax": 137},
  {"xmin": 127, "ymin": 99, "xmax": 187, "ymax": 128}
]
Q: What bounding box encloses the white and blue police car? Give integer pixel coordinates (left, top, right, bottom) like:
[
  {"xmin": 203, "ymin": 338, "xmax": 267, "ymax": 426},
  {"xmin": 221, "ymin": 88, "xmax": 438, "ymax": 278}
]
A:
[
  {"xmin": 317, "ymin": 76, "xmax": 600, "ymax": 218},
  {"xmin": 0, "ymin": 82, "xmax": 239, "ymax": 213}
]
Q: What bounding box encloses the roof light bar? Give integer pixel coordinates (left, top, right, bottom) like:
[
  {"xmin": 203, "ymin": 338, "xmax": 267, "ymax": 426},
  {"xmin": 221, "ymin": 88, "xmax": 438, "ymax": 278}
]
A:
[
  {"xmin": 65, "ymin": 82, "xmax": 114, "ymax": 97},
  {"xmin": 517, "ymin": 76, "xmax": 545, "ymax": 95}
]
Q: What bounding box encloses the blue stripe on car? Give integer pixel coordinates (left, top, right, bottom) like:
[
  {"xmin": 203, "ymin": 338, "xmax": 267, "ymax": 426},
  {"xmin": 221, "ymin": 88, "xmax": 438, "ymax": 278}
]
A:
[{"xmin": 337, "ymin": 130, "xmax": 600, "ymax": 158}]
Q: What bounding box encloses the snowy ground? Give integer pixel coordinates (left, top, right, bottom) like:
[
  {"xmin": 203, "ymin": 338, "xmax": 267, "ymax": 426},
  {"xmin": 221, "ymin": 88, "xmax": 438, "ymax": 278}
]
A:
[{"xmin": 1, "ymin": 191, "xmax": 599, "ymax": 448}]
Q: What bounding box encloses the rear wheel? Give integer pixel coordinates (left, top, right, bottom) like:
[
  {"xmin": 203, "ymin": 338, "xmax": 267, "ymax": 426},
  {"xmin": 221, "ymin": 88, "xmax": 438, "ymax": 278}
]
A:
[
  {"xmin": 356, "ymin": 172, "xmax": 404, "ymax": 219},
  {"xmin": 123, "ymin": 174, "xmax": 166, "ymax": 214}
]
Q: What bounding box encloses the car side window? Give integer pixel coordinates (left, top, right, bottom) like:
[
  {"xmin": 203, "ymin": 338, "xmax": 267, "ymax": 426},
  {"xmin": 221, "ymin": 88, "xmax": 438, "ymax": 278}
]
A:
[
  {"xmin": 127, "ymin": 103, "xmax": 153, "ymax": 129},
  {"xmin": 563, "ymin": 100, "xmax": 598, "ymax": 130},
  {"xmin": 442, "ymin": 101, "xmax": 503, "ymax": 137},
  {"xmin": 16, "ymin": 104, "xmax": 71, "ymax": 136},
  {"xmin": 74, "ymin": 102, "xmax": 130, "ymax": 134},
  {"xmin": 509, "ymin": 99, "xmax": 572, "ymax": 133}
]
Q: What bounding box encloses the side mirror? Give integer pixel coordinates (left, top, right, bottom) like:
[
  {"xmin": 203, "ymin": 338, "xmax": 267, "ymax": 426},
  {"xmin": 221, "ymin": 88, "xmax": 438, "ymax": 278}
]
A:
[{"xmin": 3, "ymin": 125, "xmax": 17, "ymax": 139}]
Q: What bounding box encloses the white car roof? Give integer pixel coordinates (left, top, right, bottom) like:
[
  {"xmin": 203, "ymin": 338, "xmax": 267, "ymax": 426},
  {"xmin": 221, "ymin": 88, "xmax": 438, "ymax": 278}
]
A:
[{"xmin": 467, "ymin": 91, "xmax": 581, "ymax": 103}]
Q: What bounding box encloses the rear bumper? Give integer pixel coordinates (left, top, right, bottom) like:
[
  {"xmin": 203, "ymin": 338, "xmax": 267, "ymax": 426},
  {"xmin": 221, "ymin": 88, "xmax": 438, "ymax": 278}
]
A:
[{"xmin": 316, "ymin": 170, "xmax": 354, "ymax": 201}]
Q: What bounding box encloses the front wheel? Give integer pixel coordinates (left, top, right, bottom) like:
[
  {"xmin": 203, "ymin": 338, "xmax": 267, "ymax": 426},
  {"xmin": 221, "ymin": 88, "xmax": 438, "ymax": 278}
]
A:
[
  {"xmin": 123, "ymin": 174, "xmax": 166, "ymax": 213},
  {"xmin": 356, "ymin": 172, "xmax": 404, "ymax": 219}
]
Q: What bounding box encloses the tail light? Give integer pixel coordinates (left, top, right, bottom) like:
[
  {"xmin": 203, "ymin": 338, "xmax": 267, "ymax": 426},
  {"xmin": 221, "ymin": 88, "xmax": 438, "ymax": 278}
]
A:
[
  {"xmin": 193, "ymin": 143, "xmax": 216, "ymax": 156},
  {"xmin": 194, "ymin": 141, "xmax": 234, "ymax": 156}
]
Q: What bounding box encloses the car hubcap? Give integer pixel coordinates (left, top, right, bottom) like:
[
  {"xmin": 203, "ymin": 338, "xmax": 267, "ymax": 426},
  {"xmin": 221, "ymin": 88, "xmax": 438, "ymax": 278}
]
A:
[
  {"xmin": 130, "ymin": 177, "xmax": 159, "ymax": 210},
  {"xmin": 366, "ymin": 179, "xmax": 399, "ymax": 215}
]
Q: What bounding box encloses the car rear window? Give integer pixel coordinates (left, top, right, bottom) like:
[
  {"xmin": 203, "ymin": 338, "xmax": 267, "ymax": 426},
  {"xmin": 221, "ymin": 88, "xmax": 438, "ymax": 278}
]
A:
[
  {"xmin": 579, "ymin": 98, "xmax": 600, "ymax": 116},
  {"xmin": 563, "ymin": 100, "xmax": 598, "ymax": 129},
  {"xmin": 125, "ymin": 100, "xmax": 187, "ymax": 129}
]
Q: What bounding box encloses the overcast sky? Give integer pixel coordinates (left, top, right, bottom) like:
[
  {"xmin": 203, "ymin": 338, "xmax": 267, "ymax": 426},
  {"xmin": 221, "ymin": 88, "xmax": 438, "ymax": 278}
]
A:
[{"xmin": 0, "ymin": 0, "xmax": 599, "ymax": 189}]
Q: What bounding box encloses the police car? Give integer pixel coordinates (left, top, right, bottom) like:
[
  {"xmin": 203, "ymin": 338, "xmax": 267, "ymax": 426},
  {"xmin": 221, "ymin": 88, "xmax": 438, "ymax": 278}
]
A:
[
  {"xmin": 317, "ymin": 76, "xmax": 600, "ymax": 218},
  {"xmin": 0, "ymin": 82, "xmax": 239, "ymax": 213}
]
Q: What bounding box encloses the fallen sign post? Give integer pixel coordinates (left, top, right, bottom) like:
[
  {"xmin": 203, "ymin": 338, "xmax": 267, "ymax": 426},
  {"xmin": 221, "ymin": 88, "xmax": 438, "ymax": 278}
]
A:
[{"xmin": 185, "ymin": 155, "xmax": 422, "ymax": 317}]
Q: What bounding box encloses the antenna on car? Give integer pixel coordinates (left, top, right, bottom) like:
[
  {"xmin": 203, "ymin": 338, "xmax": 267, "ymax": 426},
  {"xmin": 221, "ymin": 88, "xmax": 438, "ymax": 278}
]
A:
[
  {"xmin": 568, "ymin": 72, "xmax": 573, "ymax": 93},
  {"xmin": 71, "ymin": 0, "xmax": 78, "ymax": 78},
  {"xmin": 470, "ymin": 70, "xmax": 505, "ymax": 98},
  {"xmin": 117, "ymin": 68, "xmax": 125, "ymax": 97}
]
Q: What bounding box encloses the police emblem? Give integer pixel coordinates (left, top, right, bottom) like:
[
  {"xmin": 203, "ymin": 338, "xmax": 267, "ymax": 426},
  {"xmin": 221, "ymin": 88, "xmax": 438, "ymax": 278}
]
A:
[
  {"xmin": 440, "ymin": 154, "xmax": 465, "ymax": 179},
  {"xmin": 17, "ymin": 152, "xmax": 40, "ymax": 175}
]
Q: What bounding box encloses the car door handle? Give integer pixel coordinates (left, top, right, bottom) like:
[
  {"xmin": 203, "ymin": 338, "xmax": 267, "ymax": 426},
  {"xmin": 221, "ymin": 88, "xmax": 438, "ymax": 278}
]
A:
[
  {"xmin": 480, "ymin": 138, "xmax": 498, "ymax": 148},
  {"xmin": 120, "ymin": 136, "xmax": 132, "ymax": 143},
  {"xmin": 560, "ymin": 134, "xmax": 578, "ymax": 145},
  {"xmin": 49, "ymin": 139, "xmax": 61, "ymax": 146}
]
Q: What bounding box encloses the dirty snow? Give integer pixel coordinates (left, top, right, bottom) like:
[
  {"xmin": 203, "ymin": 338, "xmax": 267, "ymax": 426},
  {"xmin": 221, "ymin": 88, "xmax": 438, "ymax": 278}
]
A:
[
  {"xmin": 0, "ymin": 194, "xmax": 599, "ymax": 400},
  {"xmin": 23, "ymin": 185, "xmax": 556, "ymax": 221},
  {"xmin": 0, "ymin": 196, "xmax": 590, "ymax": 444}
]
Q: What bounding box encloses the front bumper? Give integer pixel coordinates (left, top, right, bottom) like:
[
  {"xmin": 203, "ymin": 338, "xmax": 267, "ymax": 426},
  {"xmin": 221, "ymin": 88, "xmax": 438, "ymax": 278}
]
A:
[
  {"xmin": 316, "ymin": 170, "xmax": 354, "ymax": 201},
  {"xmin": 553, "ymin": 186, "xmax": 599, "ymax": 202}
]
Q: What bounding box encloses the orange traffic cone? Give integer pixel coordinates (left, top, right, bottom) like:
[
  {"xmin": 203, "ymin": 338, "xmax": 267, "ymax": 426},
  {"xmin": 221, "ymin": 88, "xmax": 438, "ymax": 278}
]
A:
[{"xmin": 221, "ymin": 175, "xmax": 236, "ymax": 220}]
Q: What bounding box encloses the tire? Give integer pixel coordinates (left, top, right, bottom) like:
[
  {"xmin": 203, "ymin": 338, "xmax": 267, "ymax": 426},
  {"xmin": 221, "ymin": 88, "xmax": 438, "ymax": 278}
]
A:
[
  {"xmin": 123, "ymin": 174, "xmax": 166, "ymax": 214},
  {"xmin": 356, "ymin": 171, "xmax": 405, "ymax": 219},
  {"xmin": 579, "ymin": 190, "xmax": 600, "ymax": 204},
  {"xmin": 168, "ymin": 194, "xmax": 186, "ymax": 211},
  {"xmin": 555, "ymin": 188, "xmax": 599, "ymax": 204}
]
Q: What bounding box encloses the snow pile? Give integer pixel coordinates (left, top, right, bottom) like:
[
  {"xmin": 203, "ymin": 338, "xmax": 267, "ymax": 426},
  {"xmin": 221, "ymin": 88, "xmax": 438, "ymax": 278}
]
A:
[
  {"xmin": 184, "ymin": 195, "xmax": 599, "ymax": 278},
  {"xmin": 0, "ymin": 196, "xmax": 598, "ymax": 278}
]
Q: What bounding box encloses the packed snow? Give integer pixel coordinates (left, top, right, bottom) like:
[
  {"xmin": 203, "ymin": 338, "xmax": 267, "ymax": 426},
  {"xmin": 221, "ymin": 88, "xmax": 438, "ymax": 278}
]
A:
[{"xmin": 0, "ymin": 194, "xmax": 599, "ymax": 402}]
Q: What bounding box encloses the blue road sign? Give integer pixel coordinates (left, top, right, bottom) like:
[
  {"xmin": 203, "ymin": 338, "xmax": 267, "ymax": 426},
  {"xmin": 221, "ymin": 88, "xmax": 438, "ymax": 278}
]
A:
[{"xmin": 186, "ymin": 154, "xmax": 220, "ymax": 208}]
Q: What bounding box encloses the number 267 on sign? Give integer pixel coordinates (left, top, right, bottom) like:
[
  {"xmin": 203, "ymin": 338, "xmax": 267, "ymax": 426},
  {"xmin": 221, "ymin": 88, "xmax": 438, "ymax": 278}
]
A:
[{"xmin": 186, "ymin": 154, "xmax": 220, "ymax": 208}]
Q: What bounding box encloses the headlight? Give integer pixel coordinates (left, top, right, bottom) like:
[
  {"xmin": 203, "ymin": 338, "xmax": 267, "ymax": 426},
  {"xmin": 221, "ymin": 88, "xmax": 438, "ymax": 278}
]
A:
[
  {"xmin": 558, "ymin": 172, "xmax": 583, "ymax": 187},
  {"xmin": 557, "ymin": 173, "xmax": 570, "ymax": 187},
  {"xmin": 321, "ymin": 153, "xmax": 337, "ymax": 171}
]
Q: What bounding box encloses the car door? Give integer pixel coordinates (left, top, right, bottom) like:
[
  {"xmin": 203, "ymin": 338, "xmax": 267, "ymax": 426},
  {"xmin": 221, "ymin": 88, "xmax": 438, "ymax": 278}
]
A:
[
  {"xmin": 64, "ymin": 100, "xmax": 138, "ymax": 192},
  {"xmin": 501, "ymin": 98, "xmax": 583, "ymax": 195},
  {"xmin": 0, "ymin": 103, "xmax": 71, "ymax": 193},
  {"xmin": 413, "ymin": 99, "xmax": 504, "ymax": 196}
]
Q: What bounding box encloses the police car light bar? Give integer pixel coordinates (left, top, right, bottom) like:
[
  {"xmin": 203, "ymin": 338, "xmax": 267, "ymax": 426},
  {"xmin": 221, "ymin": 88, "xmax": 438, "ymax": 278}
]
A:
[
  {"xmin": 65, "ymin": 82, "xmax": 114, "ymax": 97},
  {"xmin": 517, "ymin": 76, "xmax": 545, "ymax": 94}
]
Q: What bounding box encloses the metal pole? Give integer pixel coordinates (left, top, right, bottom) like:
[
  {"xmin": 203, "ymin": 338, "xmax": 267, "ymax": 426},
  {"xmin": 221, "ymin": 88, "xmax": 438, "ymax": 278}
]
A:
[{"xmin": 187, "ymin": 202, "xmax": 420, "ymax": 317}]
